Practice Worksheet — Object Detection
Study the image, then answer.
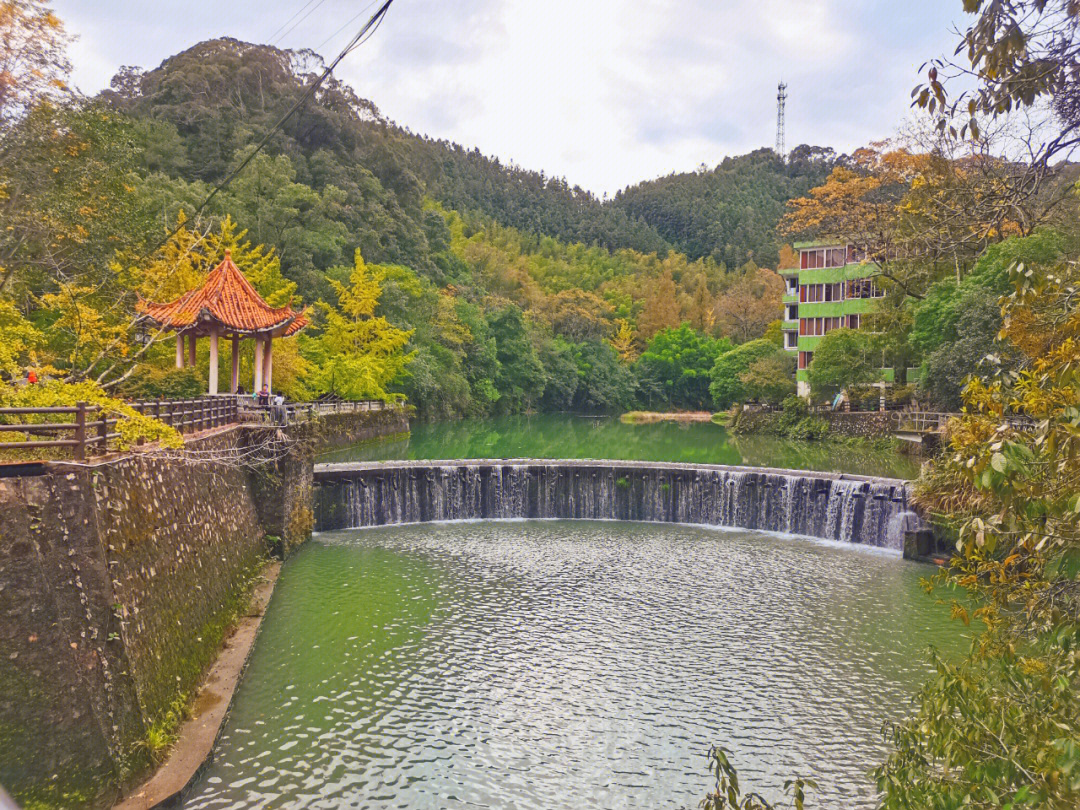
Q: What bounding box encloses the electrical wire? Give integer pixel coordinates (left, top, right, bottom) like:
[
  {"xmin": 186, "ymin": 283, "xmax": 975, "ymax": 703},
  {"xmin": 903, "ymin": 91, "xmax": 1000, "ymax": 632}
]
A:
[
  {"xmin": 267, "ymin": 0, "xmax": 320, "ymax": 45},
  {"xmin": 270, "ymin": 0, "xmax": 329, "ymax": 46},
  {"xmin": 137, "ymin": 0, "xmax": 396, "ymax": 265},
  {"xmin": 315, "ymin": 0, "xmax": 380, "ymax": 54}
]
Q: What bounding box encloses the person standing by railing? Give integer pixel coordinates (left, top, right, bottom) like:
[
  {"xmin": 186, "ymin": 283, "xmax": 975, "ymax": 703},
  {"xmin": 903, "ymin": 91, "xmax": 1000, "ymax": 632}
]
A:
[{"xmin": 271, "ymin": 393, "xmax": 287, "ymax": 426}]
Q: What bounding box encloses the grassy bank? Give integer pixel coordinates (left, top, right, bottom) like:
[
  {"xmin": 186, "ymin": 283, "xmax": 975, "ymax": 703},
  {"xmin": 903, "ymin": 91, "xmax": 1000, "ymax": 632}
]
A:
[{"xmin": 620, "ymin": 411, "xmax": 715, "ymax": 424}]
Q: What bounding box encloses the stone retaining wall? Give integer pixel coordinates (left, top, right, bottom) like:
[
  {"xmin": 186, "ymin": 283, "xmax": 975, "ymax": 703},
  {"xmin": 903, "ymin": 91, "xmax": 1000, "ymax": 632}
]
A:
[
  {"xmin": 314, "ymin": 406, "xmax": 410, "ymax": 449},
  {"xmin": 0, "ymin": 408, "xmax": 409, "ymax": 808},
  {"xmin": 0, "ymin": 429, "xmax": 270, "ymax": 809},
  {"xmin": 734, "ymin": 409, "xmax": 893, "ymax": 439}
]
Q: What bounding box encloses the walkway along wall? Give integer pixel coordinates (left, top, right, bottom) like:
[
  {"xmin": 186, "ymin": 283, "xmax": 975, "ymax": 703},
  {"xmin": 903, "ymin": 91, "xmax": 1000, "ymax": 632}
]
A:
[{"xmin": 0, "ymin": 408, "xmax": 408, "ymax": 809}]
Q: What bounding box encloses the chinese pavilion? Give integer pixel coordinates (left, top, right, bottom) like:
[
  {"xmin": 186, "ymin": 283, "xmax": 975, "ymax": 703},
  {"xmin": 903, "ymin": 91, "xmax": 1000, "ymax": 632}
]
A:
[{"xmin": 137, "ymin": 250, "xmax": 308, "ymax": 395}]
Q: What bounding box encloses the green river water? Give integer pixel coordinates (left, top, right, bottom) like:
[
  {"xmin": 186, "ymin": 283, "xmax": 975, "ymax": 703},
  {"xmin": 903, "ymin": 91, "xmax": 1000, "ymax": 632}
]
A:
[
  {"xmin": 318, "ymin": 413, "xmax": 921, "ymax": 479},
  {"xmin": 183, "ymin": 521, "xmax": 959, "ymax": 810}
]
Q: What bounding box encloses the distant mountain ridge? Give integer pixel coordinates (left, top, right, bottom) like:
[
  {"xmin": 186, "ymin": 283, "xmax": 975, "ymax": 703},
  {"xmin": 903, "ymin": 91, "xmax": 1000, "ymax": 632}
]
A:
[{"xmin": 104, "ymin": 38, "xmax": 836, "ymax": 273}]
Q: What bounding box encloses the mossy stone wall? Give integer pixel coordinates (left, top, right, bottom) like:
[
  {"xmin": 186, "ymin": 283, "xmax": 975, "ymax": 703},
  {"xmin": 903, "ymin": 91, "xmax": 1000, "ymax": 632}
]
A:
[
  {"xmin": 0, "ymin": 429, "xmax": 268, "ymax": 808},
  {"xmin": 315, "ymin": 407, "xmax": 410, "ymax": 449},
  {"xmin": 0, "ymin": 410, "xmax": 409, "ymax": 808},
  {"xmin": 734, "ymin": 409, "xmax": 893, "ymax": 439}
]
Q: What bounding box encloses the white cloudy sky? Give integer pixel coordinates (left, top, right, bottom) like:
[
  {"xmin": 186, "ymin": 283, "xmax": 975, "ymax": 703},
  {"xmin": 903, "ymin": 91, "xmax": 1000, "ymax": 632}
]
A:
[{"xmin": 54, "ymin": 0, "xmax": 965, "ymax": 196}]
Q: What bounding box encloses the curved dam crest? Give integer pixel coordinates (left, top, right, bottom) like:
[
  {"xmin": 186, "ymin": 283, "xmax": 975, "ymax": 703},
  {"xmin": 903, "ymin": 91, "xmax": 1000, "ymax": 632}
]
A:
[{"xmin": 313, "ymin": 459, "xmax": 921, "ymax": 550}]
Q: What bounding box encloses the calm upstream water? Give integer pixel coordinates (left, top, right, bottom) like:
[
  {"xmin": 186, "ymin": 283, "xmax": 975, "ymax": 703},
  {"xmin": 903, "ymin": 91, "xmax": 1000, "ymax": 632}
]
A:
[
  {"xmin": 318, "ymin": 414, "xmax": 920, "ymax": 479},
  {"xmin": 184, "ymin": 521, "xmax": 959, "ymax": 810}
]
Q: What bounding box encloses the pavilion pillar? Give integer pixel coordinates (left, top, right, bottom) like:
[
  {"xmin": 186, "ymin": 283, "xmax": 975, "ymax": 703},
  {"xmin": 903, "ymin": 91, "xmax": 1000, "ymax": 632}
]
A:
[
  {"xmin": 264, "ymin": 338, "xmax": 273, "ymax": 394},
  {"xmin": 253, "ymin": 335, "xmax": 264, "ymax": 393},
  {"xmin": 175, "ymin": 334, "xmax": 184, "ymax": 369},
  {"xmin": 231, "ymin": 335, "xmax": 240, "ymax": 394},
  {"xmin": 188, "ymin": 334, "xmax": 197, "ymax": 367},
  {"xmin": 208, "ymin": 327, "xmax": 219, "ymax": 395}
]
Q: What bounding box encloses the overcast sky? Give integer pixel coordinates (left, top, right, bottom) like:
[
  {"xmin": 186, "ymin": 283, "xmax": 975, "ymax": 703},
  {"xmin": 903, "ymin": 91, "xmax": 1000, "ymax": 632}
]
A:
[{"xmin": 54, "ymin": 0, "xmax": 965, "ymax": 197}]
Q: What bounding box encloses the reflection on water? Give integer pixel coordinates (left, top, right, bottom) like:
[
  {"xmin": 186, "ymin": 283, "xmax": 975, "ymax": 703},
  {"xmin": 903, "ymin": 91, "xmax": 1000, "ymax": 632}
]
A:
[
  {"xmin": 184, "ymin": 521, "xmax": 960, "ymax": 810},
  {"xmin": 319, "ymin": 414, "xmax": 920, "ymax": 480}
]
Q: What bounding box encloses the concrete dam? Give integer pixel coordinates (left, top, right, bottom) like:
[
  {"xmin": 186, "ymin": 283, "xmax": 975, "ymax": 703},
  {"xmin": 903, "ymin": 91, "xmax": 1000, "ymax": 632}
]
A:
[{"xmin": 314, "ymin": 460, "xmax": 921, "ymax": 550}]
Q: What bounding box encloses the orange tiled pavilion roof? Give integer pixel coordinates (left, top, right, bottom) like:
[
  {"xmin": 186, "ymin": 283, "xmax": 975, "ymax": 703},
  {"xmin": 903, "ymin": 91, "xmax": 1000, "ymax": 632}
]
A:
[{"xmin": 138, "ymin": 250, "xmax": 308, "ymax": 337}]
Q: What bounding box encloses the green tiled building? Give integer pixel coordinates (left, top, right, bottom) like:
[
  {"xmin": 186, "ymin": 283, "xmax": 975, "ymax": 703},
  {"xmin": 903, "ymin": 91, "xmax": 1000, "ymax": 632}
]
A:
[{"xmin": 780, "ymin": 242, "xmax": 886, "ymax": 398}]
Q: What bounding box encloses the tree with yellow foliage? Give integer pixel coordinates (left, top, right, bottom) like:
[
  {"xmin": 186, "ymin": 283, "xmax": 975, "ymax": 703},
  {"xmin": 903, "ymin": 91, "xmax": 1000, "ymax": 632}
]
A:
[
  {"xmin": 784, "ymin": 144, "xmax": 1032, "ymax": 297},
  {"xmin": 303, "ymin": 250, "xmax": 414, "ymax": 401},
  {"xmin": 878, "ymin": 253, "xmax": 1080, "ymax": 809},
  {"xmin": 0, "ymin": 0, "xmax": 71, "ymax": 124},
  {"xmin": 636, "ymin": 270, "xmax": 681, "ymax": 343},
  {"xmin": 0, "ymin": 297, "xmax": 42, "ymax": 377},
  {"xmin": 609, "ymin": 318, "xmax": 638, "ymax": 364}
]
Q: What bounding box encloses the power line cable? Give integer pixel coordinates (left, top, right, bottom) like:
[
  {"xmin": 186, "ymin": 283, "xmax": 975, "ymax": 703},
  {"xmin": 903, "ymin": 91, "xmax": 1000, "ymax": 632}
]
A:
[
  {"xmin": 139, "ymin": 0, "xmax": 396, "ymax": 264},
  {"xmin": 270, "ymin": 0, "xmax": 329, "ymax": 46},
  {"xmin": 267, "ymin": 0, "xmax": 320, "ymax": 44},
  {"xmin": 315, "ymin": 0, "xmax": 380, "ymax": 54}
]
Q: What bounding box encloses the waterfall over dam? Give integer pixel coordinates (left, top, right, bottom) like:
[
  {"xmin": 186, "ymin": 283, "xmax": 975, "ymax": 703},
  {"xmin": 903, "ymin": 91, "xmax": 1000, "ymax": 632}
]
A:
[{"xmin": 313, "ymin": 460, "xmax": 921, "ymax": 550}]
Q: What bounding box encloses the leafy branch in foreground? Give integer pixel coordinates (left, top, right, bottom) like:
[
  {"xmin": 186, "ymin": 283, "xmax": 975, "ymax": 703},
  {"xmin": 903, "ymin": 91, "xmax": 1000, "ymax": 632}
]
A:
[
  {"xmin": 881, "ymin": 255, "xmax": 1080, "ymax": 809},
  {"xmin": 700, "ymin": 746, "xmax": 815, "ymax": 810}
]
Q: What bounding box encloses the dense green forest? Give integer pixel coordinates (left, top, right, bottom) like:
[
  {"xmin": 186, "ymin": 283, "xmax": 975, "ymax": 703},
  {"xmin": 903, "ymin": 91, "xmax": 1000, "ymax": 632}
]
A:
[{"xmin": 612, "ymin": 145, "xmax": 835, "ymax": 268}]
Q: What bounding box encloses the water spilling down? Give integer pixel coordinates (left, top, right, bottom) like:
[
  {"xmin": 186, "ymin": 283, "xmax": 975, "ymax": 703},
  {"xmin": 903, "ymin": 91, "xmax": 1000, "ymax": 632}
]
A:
[
  {"xmin": 315, "ymin": 460, "xmax": 920, "ymax": 550},
  {"xmin": 182, "ymin": 521, "xmax": 959, "ymax": 810}
]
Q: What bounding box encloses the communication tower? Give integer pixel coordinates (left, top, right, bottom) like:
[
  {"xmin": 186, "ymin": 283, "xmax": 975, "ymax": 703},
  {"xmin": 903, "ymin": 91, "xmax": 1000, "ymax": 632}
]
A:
[{"xmin": 776, "ymin": 81, "xmax": 787, "ymax": 160}]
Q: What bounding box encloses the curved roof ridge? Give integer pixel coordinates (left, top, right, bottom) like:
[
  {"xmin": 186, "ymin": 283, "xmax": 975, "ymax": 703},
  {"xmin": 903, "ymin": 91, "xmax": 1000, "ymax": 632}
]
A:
[{"xmin": 138, "ymin": 250, "xmax": 309, "ymax": 336}]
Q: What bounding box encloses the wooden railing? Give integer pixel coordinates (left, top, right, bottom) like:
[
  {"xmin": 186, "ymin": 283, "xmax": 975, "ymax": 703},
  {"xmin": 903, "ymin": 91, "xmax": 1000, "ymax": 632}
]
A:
[
  {"xmin": 0, "ymin": 396, "xmax": 396, "ymax": 460},
  {"xmin": 890, "ymin": 411, "xmax": 960, "ymax": 434},
  {"xmin": 236, "ymin": 398, "xmax": 390, "ymax": 424},
  {"xmin": 891, "ymin": 410, "xmax": 1036, "ymax": 434},
  {"xmin": 0, "ymin": 397, "xmax": 239, "ymax": 460}
]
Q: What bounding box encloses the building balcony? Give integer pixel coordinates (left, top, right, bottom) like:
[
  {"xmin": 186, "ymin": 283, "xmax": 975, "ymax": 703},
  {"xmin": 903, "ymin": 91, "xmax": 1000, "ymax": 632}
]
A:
[
  {"xmin": 781, "ymin": 320, "xmax": 798, "ymax": 331},
  {"xmin": 797, "ymin": 299, "xmax": 875, "ymax": 318},
  {"xmin": 796, "ymin": 263, "xmax": 880, "ymax": 285}
]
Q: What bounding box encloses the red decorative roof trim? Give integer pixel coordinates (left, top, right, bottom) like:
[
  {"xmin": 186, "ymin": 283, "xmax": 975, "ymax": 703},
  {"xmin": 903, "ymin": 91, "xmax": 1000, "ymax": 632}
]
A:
[{"xmin": 138, "ymin": 250, "xmax": 308, "ymax": 336}]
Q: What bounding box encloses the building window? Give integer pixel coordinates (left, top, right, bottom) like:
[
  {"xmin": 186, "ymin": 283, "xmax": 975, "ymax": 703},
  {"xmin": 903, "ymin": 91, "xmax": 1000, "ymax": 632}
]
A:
[
  {"xmin": 798, "ymin": 351, "xmax": 814, "ymax": 370},
  {"xmin": 800, "ymin": 246, "xmax": 849, "ymax": 269},
  {"xmin": 847, "ymin": 314, "xmax": 861, "ymax": 329},
  {"xmin": 847, "ymin": 278, "xmax": 884, "ymax": 299}
]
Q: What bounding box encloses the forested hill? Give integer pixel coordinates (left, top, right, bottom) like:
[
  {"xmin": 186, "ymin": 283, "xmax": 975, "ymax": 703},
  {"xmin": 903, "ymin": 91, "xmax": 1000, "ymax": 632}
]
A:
[
  {"xmin": 612, "ymin": 146, "xmax": 837, "ymax": 269},
  {"xmin": 104, "ymin": 38, "xmax": 832, "ymax": 274}
]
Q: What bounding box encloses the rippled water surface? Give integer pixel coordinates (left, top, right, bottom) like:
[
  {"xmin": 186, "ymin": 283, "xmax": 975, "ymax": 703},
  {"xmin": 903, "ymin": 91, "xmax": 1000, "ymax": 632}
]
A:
[
  {"xmin": 318, "ymin": 413, "xmax": 921, "ymax": 479},
  {"xmin": 184, "ymin": 521, "xmax": 959, "ymax": 810}
]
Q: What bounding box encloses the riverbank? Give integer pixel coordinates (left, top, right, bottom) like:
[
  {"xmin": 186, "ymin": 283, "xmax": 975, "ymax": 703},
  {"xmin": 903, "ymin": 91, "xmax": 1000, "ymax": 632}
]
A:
[
  {"xmin": 730, "ymin": 405, "xmax": 895, "ymax": 441},
  {"xmin": 113, "ymin": 562, "xmax": 280, "ymax": 810},
  {"xmin": 619, "ymin": 410, "xmax": 715, "ymax": 423}
]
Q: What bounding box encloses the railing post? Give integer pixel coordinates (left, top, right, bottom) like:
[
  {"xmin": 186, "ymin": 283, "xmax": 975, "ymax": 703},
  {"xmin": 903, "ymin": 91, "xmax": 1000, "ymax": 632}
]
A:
[
  {"xmin": 73, "ymin": 401, "xmax": 86, "ymax": 461},
  {"xmin": 136, "ymin": 402, "xmax": 146, "ymax": 446},
  {"xmin": 97, "ymin": 407, "xmax": 108, "ymax": 454}
]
